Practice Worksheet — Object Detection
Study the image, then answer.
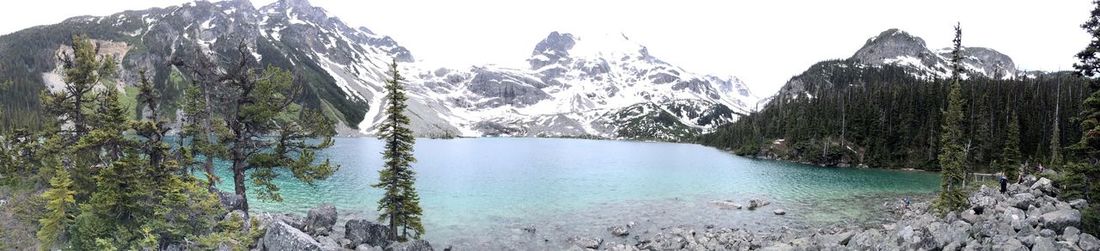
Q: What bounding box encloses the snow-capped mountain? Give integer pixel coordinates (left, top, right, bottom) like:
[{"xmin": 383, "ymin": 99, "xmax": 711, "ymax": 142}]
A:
[
  {"xmin": 0, "ymin": 0, "xmax": 757, "ymax": 141},
  {"xmin": 398, "ymin": 32, "xmax": 757, "ymax": 140}
]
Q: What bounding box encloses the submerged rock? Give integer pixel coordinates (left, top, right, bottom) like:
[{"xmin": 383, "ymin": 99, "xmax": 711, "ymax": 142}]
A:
[
  {"xmin": 568, "ymin": 236, "xmax": 603, "ymax": 249},
  {"xmin": 608, "ymin": 225, "xmax": 630, "ymax": 237},
  {"xmin": 711, "ymin": 200, "xmax": 742, "ymax": 210},
  {"xmin": 748, "ymin": 198, "xmax": 770, "ymax": 210}
]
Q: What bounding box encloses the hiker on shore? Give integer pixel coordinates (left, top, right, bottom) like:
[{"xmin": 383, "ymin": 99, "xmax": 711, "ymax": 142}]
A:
[{"xmin": 1000, "ymin": 175, "xmax": 1008, "ymax": 193}]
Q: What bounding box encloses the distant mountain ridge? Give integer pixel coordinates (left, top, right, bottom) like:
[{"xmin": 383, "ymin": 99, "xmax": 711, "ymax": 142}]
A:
[
  {"xmin": 775, "ymin": 28, "xmax": 1022, "ymax": 103},
  {"xmin": 0, "ymin": 0, "xmax": 758, "ymax": 141}
]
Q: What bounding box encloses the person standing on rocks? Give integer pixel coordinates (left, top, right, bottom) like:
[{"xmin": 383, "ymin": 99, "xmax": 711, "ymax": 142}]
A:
[{"xmin": 999, "ymin": 175, "xmax": 1008, "ymax": 193}]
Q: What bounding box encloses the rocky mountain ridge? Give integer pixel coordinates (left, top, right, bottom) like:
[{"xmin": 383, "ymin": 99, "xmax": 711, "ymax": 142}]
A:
[
  {"xmin": 0, "ymin": 0, "xmax": 758, "ymax": 141},
  {"xmin": 776, "ymin": 28, "xmax": 1022, "ymax": 102}
]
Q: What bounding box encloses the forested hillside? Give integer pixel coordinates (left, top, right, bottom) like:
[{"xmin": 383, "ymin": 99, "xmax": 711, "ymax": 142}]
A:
[{"xmin": 698, "ymin": 59, "xmax": 1088, "ymax": 171}]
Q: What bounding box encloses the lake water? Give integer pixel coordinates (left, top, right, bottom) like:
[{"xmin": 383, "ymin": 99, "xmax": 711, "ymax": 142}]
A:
[{"xmin": 208, "ymin": 138, "xmax": 940, "ymax": 249}]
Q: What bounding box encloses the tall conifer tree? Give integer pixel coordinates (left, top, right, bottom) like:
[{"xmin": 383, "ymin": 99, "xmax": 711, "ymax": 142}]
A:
[
  {"xmin": 934, "ymin": 23, "xmax": 969, "ymax": 213},
  {"xmin": 374, "ymin": 58, "xmax": 425, "ymax": 240},
  {"xmin": 1068, "ymin": 0, "xmax": 1100, "ymax": 235},
  {"xmin": 1003, "ymin": 111, "xmax": 1022, "ymax": 181}
]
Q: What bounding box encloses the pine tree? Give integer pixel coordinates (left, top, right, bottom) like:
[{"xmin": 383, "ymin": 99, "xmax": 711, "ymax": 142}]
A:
[
  {"xmin": 1003, "ymin": 111, "xmax": 1022, "ymax": 181},
  {"xmin": 41, "ymin": 35, "xmax": 117, "ymax": 143},
  {"xmin": 1052, "ymin": 80, "xmax": 1064, "ymax": 166},
  {"xmin": 934, "ymin": 23, "xmax": 969, "ymax": 213},
  {"xmin": 1068, "ymin": 0, "xmax": 1100, "ymax": 235},
  {"xmin": 37, "ymin": 164, "xmax": 75, "ymax": 251},
  {"xmin": 373, "ymin": 58, "xmax": 425, "ymax": 240},
  {"xmin": 174, "ymin": 43, "xmax": 338, "ymax": 222}
]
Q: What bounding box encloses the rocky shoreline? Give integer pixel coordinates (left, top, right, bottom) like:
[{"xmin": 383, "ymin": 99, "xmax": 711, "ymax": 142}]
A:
[{"xmin": 558, "ymin": 175, "xmax": 1095, "ymax": 250}]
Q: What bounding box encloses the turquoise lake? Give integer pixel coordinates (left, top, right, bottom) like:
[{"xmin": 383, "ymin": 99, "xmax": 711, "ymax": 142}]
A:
[{"xmin": 208, "ymin": 138, "xmax": 940, "ymax": 248}]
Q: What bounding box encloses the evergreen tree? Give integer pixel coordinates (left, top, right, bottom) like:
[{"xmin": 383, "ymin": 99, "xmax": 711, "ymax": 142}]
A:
[
  {"xmin": 40, "ymin": 35, "xmax": 117, "ymax": 143},
  {"xmin": 934, "ymin": 23, "xmax": 969, "ymax": 213},
  {"xmin": 173, "ymin": 43, "xmax": 339, "ymax": 222},
  {"xmin": 1003, "ymin": 111, "xmax": 1022, "ymax": 181},
  {"xmin": 373, "ymin": 58, "xmax": 425, "ymax": 240},
  {"xmin": 1067, "ymin": 0, "xmax": 1100, "ymax": 235},
  {"xmin": 37, "ymin": 164, "xmax": 75, "ymax": 251},
  {"xmin": 1052, "ymin": 81, "xmax": 1064, "ymax": 166}
]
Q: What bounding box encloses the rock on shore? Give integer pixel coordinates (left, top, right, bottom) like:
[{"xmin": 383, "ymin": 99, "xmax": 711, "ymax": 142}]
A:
[
  {"xmin": 257, "ymin": 205, "xmax": 433, "ymax": 251},
  {"xmin": 570, "ymin": 175, "xmax": 1097, "ymax": 250}
]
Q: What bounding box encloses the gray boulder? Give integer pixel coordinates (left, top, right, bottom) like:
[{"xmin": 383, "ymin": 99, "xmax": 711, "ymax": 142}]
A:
[
  {"xmin": 1040, "ymin": 209, "xmax": 1082, "ymax": 233},
  {"xmin": 1011, "ymin": 193, "xmax": 1037, "ymax": 209},
  {"xmin": 928, "ymin": 221, "xmax": 968, "ymax": 247},
  {"xmin": 1063, "ymin": 226, "xmax": 1081, "ymax": 246},
  {"xmin": 1031, "ymin": 177, "xmax": 1055, "ymax": 195},
  {"xmin": 262, "ymin": 221, "xmax": 323, "ymax": 251},
  {"xmin": 993, "ymin": 238, "xmax": 1028, "ymax": 251},
  {"xmin": 316, "ymin": 236, "xmax": 341, "ymax": 251},
  {"xmin": 303, "ymin": 204, "xmax": 338, "ymax": 236},
  {"xmin": 1082, "ymin": 233, "xmax": 1100, "ymax": 251},
  {"xmin": 345, "ymin": 219, "xmax": 390, "ymax": 248},
  {"xmin": 1033, "ymin": 237, "xmax": 1057, "ymax": 251},
  {"xmin": 386, "ymin": 240, "xmax": 433, "ymax": 251},
  {"xmin": 1070, "ymin": 199, "xmax": 1089, "ymax": 210},
  {"xmin": 773, "ymin": 209, "xmax": 786, "ymax": 215}
]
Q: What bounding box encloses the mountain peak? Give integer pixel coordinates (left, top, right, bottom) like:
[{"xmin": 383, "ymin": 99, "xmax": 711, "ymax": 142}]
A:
[
  {"xmin": 275, "ymin": 0, "xmax": 316, "ymax": 9},
  {"xmin": 532, "ymin": 31, "xmax": 576, "ymax": 57}
]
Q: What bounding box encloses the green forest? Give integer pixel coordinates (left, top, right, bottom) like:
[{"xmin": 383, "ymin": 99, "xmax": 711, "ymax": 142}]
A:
[{"xmin": 698, "ymin": 60, "xmax": 1089, "ymax": 173}]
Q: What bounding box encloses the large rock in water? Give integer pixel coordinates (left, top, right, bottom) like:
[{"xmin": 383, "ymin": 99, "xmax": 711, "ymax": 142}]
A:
[
  {"xmin": 1040, "ymin": 209, "xmax": 1081, "ymax": 233},
  {"xmin": 386, "ymin": 240, "xmax": 433, "ymax": 251},
  {"xmin": 345, "ymin": 219, "xmax": 390, "ymax": 248},
  {"xmin": 303, "ymin": 204, "xmax": 338, "ymax": 236},
  {"xmin": 262, "ymin": 221, "xmax": 323, "ymax": 251}
]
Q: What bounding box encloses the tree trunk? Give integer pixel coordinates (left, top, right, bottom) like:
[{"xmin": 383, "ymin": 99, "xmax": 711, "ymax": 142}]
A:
[{"xmin": 232, "ymin": 137, "xmax": 250, "ymax": 229}]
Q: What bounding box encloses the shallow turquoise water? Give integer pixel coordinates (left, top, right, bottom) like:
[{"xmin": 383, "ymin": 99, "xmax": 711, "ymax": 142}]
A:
[{"xmin": 206, "ymin": 138, "xmax": 939, "ymax": 248}]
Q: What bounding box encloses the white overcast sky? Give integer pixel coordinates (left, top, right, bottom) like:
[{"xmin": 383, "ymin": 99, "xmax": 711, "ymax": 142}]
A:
[{"xmin": 0, "ymin": 0, "xmax": 1093, "ymax": 96}]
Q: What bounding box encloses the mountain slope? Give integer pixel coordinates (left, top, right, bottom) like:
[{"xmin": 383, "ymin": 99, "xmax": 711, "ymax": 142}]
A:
[
  {"xmin": 399, "ymin": 32, "xmax": 758, "ymax": 140},
  {"xmin": 0, "ymin": 0, "xmax": 757, "ymax": 140},
  {"xmin": 0, "ymin": 0, "xmax": 409, "ymax": 132}
]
